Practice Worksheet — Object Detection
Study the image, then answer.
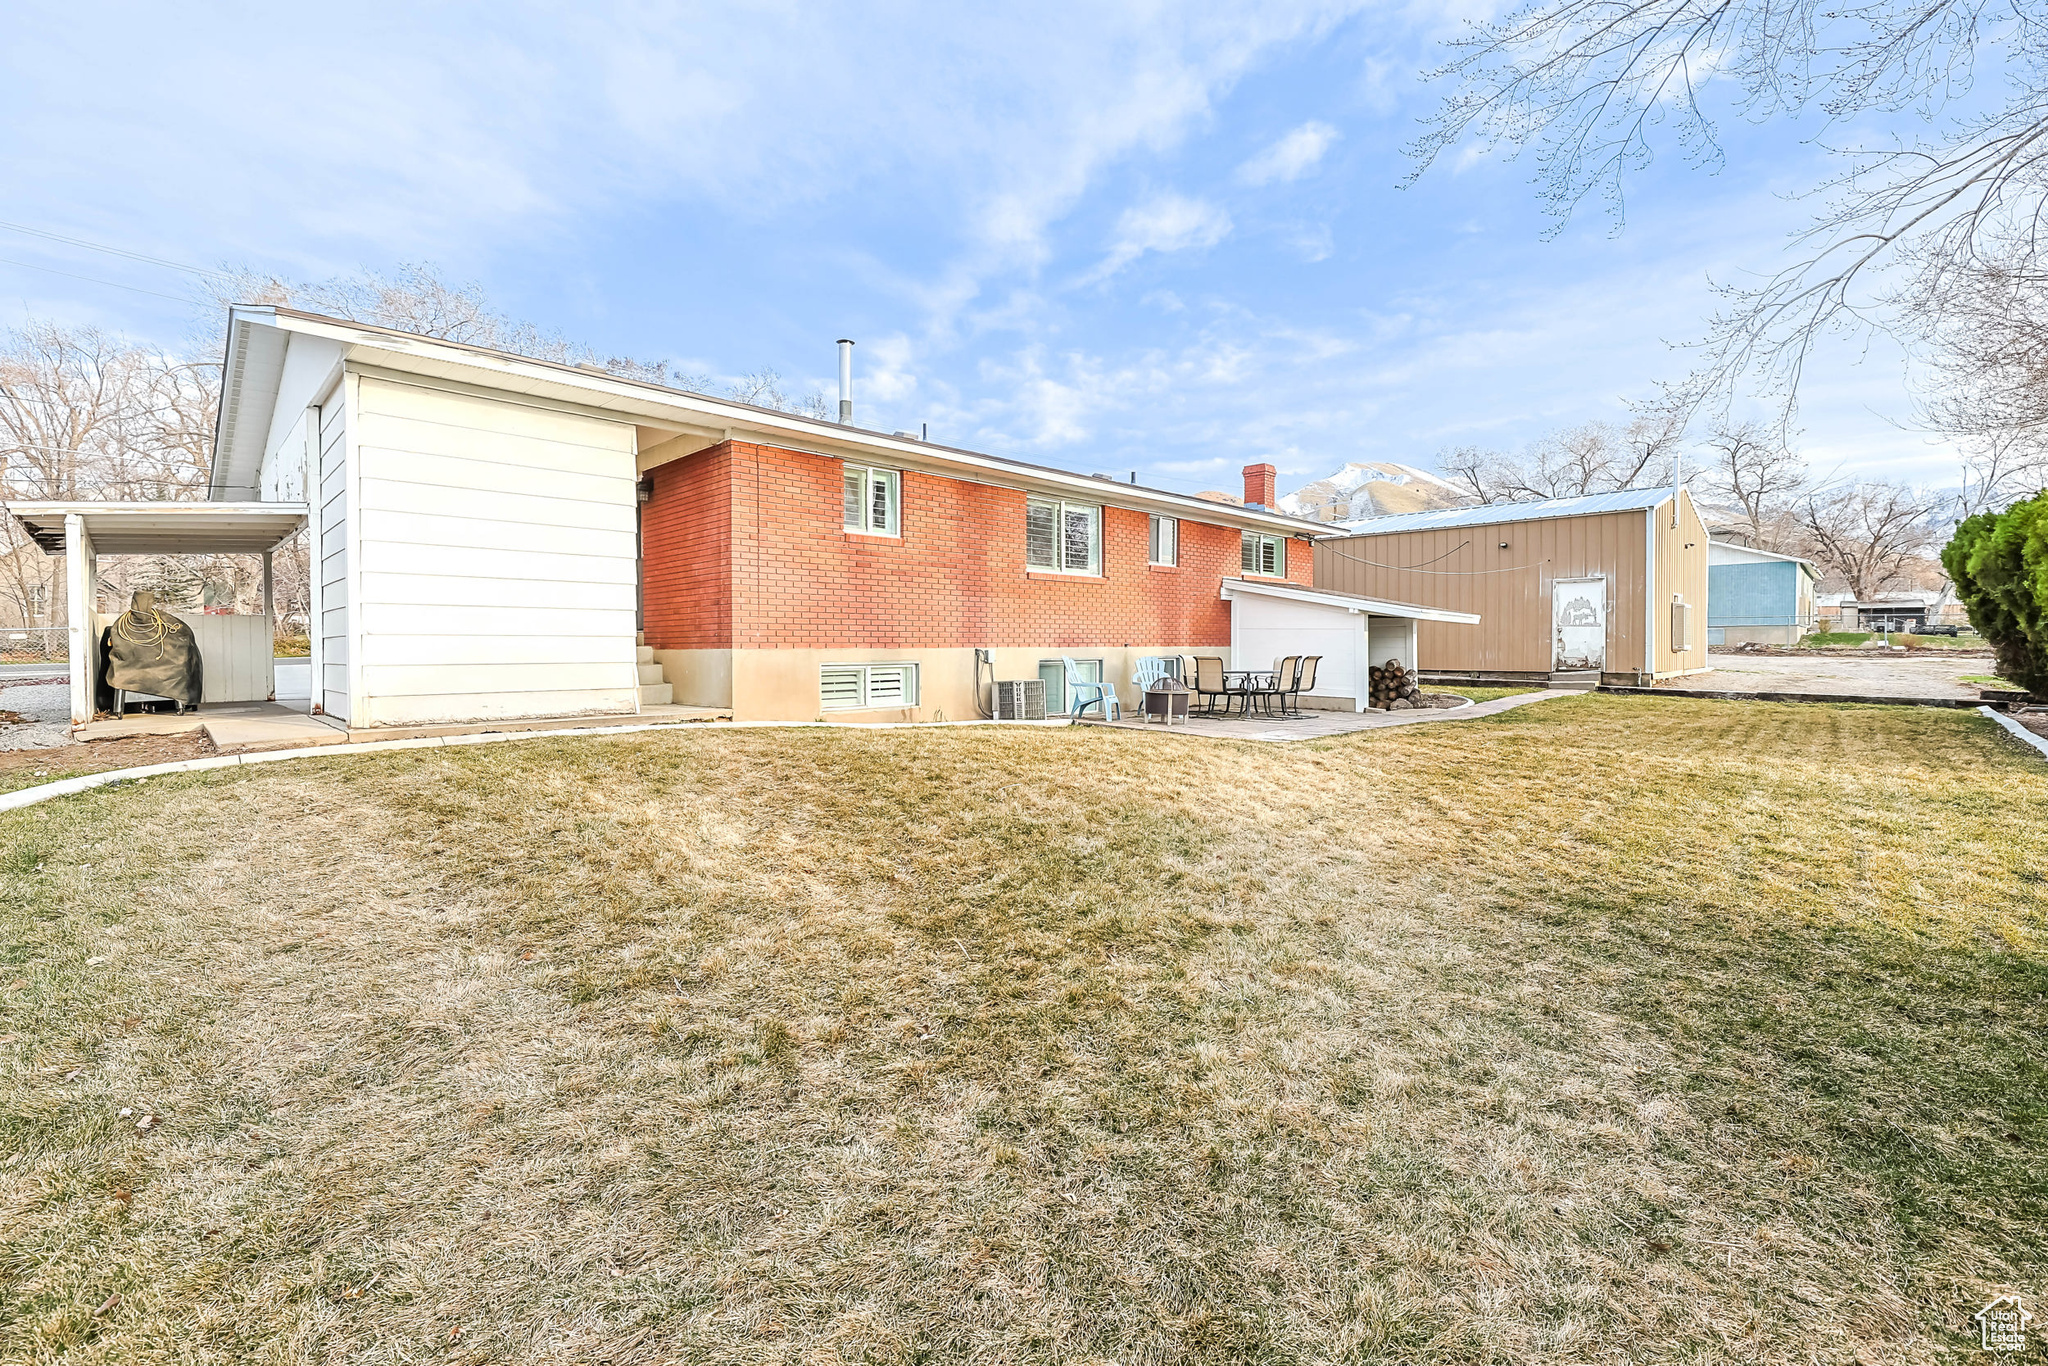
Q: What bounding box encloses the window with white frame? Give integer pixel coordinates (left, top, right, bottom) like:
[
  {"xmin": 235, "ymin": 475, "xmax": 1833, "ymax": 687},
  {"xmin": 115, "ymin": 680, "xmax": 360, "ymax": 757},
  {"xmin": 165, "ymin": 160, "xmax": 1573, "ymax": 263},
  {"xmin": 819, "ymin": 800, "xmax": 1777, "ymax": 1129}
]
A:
[
  {"xmin": 1025, "ymin": 497, "xmax": 1101, "ymax": 574},
  {"xmin": 819, "ymin": 662, "xmax": 920, "ymax": 711},
  {"xmin": 1241, "ymin": 531, "xmax": 1286, "ymax": 577},
  {"xmin": 842, "ymin": 464, "xmax": 901, "ymax": 535},
  {"xmin": 1148, "ymin": 514, "xmax": 1178, "ymax": 566}
]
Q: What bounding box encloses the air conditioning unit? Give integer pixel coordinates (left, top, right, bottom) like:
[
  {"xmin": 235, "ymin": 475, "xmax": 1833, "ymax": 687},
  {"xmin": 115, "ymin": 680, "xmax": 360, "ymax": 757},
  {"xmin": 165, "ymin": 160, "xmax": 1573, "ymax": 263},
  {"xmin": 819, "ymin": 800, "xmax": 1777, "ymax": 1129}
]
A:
[{"xmin": 993, "ymin": 678, "xmax": 1046, "ymax": 720}]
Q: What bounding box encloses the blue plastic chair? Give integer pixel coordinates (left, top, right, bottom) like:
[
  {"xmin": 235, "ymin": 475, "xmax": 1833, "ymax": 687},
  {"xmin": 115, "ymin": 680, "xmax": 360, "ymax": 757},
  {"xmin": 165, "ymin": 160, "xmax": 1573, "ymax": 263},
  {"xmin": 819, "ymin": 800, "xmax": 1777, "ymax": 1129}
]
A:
[
  {"xmin": 1132, "ymin": 656, "xmax": 1178, "ymax": 692},
  {"xmin": 1062, "ymin": 656, "xmax": 1121, "ymax": 721}
]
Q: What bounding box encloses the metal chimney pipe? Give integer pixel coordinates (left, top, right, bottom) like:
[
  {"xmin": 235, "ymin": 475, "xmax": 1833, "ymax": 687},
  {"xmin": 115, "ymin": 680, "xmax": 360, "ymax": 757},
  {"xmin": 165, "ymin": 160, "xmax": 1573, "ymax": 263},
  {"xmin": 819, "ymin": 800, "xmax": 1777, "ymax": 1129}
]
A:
[{"xmin": 836, "ymin": 339, "xmax": 855, "ymax": 424}]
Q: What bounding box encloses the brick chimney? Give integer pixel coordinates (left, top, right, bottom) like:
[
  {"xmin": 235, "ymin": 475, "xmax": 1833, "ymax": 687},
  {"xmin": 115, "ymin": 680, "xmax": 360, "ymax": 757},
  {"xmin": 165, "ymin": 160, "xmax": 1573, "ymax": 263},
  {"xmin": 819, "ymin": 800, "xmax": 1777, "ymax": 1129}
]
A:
[{"xmin": 1242, "ymin": 463, "xmax": 1277, "ymax": 509}]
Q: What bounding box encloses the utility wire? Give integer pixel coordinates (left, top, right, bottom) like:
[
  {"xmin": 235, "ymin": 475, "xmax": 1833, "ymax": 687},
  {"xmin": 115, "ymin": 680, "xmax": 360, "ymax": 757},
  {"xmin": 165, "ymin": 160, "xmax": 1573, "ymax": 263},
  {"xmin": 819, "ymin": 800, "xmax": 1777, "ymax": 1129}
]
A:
[
  {"xmin": 0, "ymin": 255, "xmax": 196, "ymax": 303},
  {"xmin": 0, "ymin": 220, "xmax": 235, "ymax": 281},
  {"xmin": 1319, "ymin": 541, "xmax": 1551, "ymax": 575}
]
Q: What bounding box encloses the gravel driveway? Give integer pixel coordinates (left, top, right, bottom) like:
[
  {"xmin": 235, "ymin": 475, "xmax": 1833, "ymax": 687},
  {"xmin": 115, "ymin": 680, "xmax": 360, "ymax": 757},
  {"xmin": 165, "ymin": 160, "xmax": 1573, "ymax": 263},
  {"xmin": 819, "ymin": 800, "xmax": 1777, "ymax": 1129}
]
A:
[
  {"xmin": 0, "ymin": 678, "xmax": 75, "ymax": 749},
  {"xmin": 1676, "ymin": 652, "xmax": 1991, "ymax": 699}
]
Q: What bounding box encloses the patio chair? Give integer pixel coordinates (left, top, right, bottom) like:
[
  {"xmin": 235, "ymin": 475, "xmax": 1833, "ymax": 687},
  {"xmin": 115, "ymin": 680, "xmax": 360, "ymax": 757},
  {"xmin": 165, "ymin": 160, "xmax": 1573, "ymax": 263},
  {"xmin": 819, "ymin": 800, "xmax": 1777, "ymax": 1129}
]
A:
[
  {"xmin": 1189, "ymin": 656, "xmax": 1235, "ymax": 715},
  {"xmin": 1254, "ymin": 657, "xmax": 1300, "ymax": 718},
  {"xmin": 1132, "ymin": 656, "xmax": 1177, "ymax": 692},
  {"xmin": 1062, "ymin": 656, "xmax": 1121, "ymax": 721},
  {"xmin": 1280, "ymin": 655, "xmax": 1320, "ymax": 716}
]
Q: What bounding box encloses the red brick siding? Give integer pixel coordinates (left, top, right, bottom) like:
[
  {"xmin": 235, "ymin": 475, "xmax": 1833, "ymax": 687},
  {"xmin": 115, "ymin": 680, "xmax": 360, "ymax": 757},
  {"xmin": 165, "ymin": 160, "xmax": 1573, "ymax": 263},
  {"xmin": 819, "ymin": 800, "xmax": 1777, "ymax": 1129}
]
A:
[
  {"xmin": 641, "ymin": 443, "xmax": 733, "ymax": 650},
  {"xmin": 643, "ymin": 440, "xmax": 1313, "ymax": 651}
]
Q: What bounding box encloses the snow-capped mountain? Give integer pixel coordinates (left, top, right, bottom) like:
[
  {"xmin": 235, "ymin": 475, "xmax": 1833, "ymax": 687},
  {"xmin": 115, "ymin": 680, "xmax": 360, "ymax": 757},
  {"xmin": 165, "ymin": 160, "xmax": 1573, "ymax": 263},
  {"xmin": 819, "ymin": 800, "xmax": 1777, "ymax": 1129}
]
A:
[{"xmin": 1277, "ymin": 462, "xmax": 1473, "ymax": 523}]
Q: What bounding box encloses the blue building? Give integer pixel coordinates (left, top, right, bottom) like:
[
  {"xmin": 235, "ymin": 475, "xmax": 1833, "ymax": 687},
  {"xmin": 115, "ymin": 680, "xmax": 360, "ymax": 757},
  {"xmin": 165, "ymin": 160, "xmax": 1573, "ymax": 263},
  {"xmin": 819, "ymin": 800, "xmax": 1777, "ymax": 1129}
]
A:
[{"xmin": 1707, "ymin": 542, "xmax": 1818, "ymax": 645}]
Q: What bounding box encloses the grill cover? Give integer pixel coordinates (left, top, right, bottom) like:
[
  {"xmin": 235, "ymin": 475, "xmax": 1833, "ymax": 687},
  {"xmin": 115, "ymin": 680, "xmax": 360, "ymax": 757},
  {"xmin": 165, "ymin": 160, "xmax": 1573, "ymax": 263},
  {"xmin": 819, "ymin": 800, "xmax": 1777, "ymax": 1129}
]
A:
[{"xmin": 97, "ymin": 608, "xmax": 204, "ymax": 709}]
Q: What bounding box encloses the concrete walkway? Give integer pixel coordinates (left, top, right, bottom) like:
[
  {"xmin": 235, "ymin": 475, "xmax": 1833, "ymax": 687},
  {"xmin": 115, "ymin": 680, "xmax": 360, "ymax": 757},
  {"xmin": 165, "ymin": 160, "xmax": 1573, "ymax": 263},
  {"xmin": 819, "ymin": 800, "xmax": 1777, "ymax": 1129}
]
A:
[{"xmin": 1088, "ymin": 689, "xmax": 1564, "ymax": 742}]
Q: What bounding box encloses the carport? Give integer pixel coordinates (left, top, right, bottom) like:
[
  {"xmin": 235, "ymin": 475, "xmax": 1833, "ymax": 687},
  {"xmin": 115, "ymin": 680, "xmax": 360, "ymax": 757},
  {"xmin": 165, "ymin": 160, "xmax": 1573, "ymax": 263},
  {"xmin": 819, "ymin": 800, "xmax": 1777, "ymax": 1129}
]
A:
[
  {"xmin": 1221, "ymin": 577, "xmax": 1480, "ymax": 712},
  {"xmin": 6, "ymin": 501, "xmax": 309, "ymax": 726}
]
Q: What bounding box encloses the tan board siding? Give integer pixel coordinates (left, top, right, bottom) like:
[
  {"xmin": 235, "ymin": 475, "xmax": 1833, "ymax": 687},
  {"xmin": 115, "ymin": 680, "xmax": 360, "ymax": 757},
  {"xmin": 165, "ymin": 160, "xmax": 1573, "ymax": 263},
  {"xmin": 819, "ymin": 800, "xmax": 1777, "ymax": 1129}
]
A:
[
  {"xmin": 1652, "ymin": 492, "xmax": 1712, "ymax": 675},
  {"xmin": 1314, "ymin": 510, "xmax": 1652, "ymax": 676}
]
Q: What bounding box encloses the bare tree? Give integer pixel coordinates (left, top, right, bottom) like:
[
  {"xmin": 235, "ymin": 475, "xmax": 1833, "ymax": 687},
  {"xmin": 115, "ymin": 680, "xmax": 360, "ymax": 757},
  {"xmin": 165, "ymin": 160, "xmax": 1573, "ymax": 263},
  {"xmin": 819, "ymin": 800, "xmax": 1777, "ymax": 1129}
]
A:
[
  {"xmin": 1702, "ymin": 420, "xmax": 1808, "ymax": 546},
  {"xmin": 206, "ymin": 263, "xmax": 832, "ymax": 415},
  {"xmin": 1793, "ymin": 481, "xmax": 1939, "ymax": 598},
  {"xmin": 1953, "ymin": 428, "xmax": 2048, "ymax": 517},
  {"xmin": 1410, "ymin": 2, "xmax": 2048, "ymax": 418},
  {"xmin": 1435, "ymin": 409, "xmax": 1685, "ymax": 503}
]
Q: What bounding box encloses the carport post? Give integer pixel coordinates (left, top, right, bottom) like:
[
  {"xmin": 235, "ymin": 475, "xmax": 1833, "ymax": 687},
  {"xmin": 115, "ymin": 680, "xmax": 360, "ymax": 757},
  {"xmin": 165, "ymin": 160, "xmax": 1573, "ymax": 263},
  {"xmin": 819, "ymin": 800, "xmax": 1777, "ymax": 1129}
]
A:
[
  {"xmin": 63, "ymin": 513, "xmax": 95, "ymax": 726},
  {"xmin": 262, "ymin": 549, "xmax": 276, "ymax": 702}
]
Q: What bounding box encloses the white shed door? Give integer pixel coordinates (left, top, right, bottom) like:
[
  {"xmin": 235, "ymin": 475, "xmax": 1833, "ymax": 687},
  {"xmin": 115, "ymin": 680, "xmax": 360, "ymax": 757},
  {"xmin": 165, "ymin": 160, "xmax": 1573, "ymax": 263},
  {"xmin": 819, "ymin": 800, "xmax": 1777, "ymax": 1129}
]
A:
[{"xmin": 1552, "ymin": 579, "xmax": 1606, "ymax": 671}]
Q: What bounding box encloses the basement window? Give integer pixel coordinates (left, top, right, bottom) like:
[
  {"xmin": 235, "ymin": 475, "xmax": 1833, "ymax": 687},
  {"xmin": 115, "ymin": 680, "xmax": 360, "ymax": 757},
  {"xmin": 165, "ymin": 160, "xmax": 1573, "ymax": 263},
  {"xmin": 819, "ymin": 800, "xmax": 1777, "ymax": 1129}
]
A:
[
  {"xmin": 842, "ymin": 464, "xmax": 901, "ymax": 535},
  {"xmin": 1241, "ymin": 531, "xmax": 1286, "ymax": 578},
  {"xmin": 820, "ymin": 663, "xmax": 920, "ymax": 711}
]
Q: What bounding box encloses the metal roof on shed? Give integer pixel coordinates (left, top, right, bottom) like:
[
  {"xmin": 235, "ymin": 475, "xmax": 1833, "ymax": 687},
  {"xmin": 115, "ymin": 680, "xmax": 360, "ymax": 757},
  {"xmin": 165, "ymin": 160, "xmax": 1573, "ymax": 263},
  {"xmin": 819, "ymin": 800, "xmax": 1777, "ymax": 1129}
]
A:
[{"xmin": 1331, "ymin": 488, "xmax": 1673, "ymax": 536}]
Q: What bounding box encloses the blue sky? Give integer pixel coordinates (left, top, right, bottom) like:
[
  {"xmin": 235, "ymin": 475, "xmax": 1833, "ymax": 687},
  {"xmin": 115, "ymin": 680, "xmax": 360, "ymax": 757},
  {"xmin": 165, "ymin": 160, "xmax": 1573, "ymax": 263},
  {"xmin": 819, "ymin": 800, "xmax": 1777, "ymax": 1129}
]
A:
[{"xmin": 0, "ymin": 2, "xmax": 1958, "ymax": 498}]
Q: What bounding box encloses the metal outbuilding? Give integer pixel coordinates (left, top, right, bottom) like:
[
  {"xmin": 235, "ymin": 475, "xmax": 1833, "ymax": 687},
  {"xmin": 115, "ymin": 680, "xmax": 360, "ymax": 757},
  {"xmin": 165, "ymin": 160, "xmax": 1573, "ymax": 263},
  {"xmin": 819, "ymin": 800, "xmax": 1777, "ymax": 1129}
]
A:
[
  {"xmin": 1312, "ymin": 488, "xmax": 1711, "ymax": 686},
  {"xmin": 1707, "ymin": 542, "xmax": 1818, "ymax": 645}
]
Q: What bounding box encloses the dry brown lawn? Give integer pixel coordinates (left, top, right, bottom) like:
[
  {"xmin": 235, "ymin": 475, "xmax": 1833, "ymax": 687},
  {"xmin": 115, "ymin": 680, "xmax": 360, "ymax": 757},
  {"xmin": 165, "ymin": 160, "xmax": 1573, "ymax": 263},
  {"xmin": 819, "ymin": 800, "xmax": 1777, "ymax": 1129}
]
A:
[{"xmin": 1, "ymin": 695, "xmax": 2044, "ymax": 1364}]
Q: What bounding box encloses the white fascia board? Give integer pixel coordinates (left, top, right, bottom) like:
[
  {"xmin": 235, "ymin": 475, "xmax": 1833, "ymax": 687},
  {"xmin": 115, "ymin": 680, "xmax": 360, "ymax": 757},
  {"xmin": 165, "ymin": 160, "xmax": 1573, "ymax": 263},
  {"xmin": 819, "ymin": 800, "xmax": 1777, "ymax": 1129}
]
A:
[
  {"xmin": 1220, "ymin": 576, "xmax": 1480, "ymax": 624},
  {"xmin": 261, "ymin": 309, "xmax": 1325, "ymax": 537},
  {"xmin": 1708, "ymin": 540, "xmax": 1817, "ymax": 571}
]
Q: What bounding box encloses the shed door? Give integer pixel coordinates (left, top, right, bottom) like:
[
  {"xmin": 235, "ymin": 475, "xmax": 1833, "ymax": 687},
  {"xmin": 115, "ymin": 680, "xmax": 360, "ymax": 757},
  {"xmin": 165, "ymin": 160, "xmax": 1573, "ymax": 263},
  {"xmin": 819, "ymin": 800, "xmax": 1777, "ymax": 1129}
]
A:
[{"xmin": 1552, "ymin": 579, "xmax": 1606, "ymax": 672}]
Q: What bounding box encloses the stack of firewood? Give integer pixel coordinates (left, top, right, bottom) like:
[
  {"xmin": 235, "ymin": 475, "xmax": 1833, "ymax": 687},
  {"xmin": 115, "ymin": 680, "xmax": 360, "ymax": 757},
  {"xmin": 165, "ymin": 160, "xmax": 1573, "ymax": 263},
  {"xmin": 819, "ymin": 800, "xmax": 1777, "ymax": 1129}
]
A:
[{"xmin": 1369, "ymin": 658, "xmax": 1423, "ymax": 710}]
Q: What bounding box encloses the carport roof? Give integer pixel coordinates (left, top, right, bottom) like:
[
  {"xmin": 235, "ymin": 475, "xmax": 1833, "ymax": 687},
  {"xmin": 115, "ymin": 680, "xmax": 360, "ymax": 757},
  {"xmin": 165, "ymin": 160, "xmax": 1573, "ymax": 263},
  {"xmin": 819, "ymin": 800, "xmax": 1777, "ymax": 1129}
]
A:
[
  {"xmin": 6, "ymin": 501, "xmax": 308, "ymax": 555},
  {"xmin": 1221, "ymin": 576, "xmax": 1481, "ymax": 624}
]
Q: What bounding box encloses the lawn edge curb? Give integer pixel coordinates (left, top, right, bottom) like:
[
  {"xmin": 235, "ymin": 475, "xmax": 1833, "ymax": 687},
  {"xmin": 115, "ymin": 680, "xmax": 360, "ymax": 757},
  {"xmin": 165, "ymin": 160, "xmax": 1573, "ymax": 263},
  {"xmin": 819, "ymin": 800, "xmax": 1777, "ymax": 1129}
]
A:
[
  {"xmin": 0, "ymin": 717, "xmax": 1079, "ymax": 813},
  {"xmin": 1977, "ymin": 704, "xmax": 2048, "ymax": 761}
]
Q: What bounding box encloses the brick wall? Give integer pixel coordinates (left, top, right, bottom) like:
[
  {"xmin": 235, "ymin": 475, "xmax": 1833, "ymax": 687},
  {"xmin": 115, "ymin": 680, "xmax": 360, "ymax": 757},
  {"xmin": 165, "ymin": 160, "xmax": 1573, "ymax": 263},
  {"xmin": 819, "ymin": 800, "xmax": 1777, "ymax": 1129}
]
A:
[
  {"xmin": 641, "ymin": 443, "xmax": 732, "ymax": 650},
  {"xmin": 641, "ymin": 440, "xmax": 1313, "ymax": 651}
]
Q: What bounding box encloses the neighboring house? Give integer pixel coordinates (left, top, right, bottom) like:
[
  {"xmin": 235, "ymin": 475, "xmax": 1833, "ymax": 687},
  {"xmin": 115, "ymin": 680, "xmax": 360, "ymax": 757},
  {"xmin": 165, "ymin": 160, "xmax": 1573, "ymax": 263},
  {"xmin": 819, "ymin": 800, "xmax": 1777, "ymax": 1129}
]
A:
[
  {"xmin": 1706, "ymin": 541, "xmax": 1817, "ymax": 645},
  {"xmin": 9, "ymin": 306, "xmax": 1482, "ymax": 729},
  {"xmin": 1311, "ymin": 488, "xmax": 1711, "ymax": 685}
]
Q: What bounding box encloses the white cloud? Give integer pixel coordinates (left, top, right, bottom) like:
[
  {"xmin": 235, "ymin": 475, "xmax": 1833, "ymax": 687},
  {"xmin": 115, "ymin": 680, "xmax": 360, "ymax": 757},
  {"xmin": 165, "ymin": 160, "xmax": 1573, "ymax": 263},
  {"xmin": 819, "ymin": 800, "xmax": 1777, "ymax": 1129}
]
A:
[
  {"xmin": 1084, "ymin": 193, "xmax": 1233, "ymax": 283},
  {"xmin": 1236, "ymin": 121, "xmax": 1340, "ymax": 185}
]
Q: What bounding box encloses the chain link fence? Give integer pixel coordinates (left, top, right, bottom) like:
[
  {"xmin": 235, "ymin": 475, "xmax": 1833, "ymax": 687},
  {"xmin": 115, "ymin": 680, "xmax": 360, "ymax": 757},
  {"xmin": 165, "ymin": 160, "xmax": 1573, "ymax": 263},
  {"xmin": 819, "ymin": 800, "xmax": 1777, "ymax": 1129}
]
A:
[{"xmin": 0, "ymin": 627, "xmax": 67, "ymax": 663}]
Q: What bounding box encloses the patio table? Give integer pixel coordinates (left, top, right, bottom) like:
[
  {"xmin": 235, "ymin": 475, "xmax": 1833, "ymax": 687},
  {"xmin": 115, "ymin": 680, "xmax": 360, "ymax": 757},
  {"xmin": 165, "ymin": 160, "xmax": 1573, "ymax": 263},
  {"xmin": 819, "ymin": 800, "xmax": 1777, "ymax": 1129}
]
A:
[{"xmin": 1222, "ymin": 670, "xmax": 1279, "ymax": 717}]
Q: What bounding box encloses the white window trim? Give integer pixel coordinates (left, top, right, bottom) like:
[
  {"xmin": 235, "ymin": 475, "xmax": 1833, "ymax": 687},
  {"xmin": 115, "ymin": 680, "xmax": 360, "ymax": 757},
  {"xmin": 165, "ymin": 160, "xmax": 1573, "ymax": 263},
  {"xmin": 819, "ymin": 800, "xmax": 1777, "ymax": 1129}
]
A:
[
  {"xmin": 819, "ymin": 662, "xmax": 921, "ymax": 712},
  {"xmin": 1026, "ymin": 496, "xmax": 1103, "ymax": 575},
  {"xmin": 842, "ymin": 463, "xmax": 902, "ymax": 537},
  {"xmin": 1149, "ymin": 514, "xmax": 1178, "ymax": 567},
  {"xmin": 1241, "ymin": 531, "xmax": 1287, "ymax": 578}
]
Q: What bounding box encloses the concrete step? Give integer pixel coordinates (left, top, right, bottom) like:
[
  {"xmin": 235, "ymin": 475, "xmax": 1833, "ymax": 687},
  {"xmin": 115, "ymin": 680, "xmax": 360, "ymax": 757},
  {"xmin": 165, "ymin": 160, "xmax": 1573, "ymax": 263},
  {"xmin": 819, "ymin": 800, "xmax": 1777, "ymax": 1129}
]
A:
[
  {"xmin": 1547, "ymin": 670, "xmax": 1601, "ymax": 691},
  {"xmin": 636, "ymin": 644, "xmax": 654, "ymax": 664},
  {"xmin": 637, "ymin": 662, "xmax": 664, "ymax": 685},
  {"xmin": 639, "ymin": 682, "xmax": 673, "ymax": 706}
]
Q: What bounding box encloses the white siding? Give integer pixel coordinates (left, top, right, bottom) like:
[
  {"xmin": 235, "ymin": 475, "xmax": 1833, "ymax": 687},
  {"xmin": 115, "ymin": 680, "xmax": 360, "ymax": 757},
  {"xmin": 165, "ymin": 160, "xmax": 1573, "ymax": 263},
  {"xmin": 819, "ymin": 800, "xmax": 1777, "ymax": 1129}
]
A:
[
  {"xmin": 317, "ymin": 398, "xmax": 350, "ymax": 721},
  {"xmin": 349, "ymin": 376, "xmax": 639, "ymax": 727},
  {"xmin": 1229, "ymin": 593, "xmax": 1367, "ymax": 711},
  {"xmin": 256, "ymin": 334, "xmax": 343, "ymax": 500}
]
